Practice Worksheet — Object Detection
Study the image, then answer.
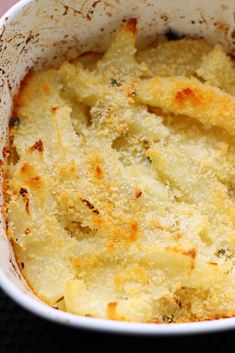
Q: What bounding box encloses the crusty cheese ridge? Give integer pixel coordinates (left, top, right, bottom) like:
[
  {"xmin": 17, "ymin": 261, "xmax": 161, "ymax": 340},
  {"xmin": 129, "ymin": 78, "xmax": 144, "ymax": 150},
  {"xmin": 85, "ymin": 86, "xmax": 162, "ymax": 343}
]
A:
[
  {"xmin": 6, "ymin": 19, "xmax": 235, "ymax": 323},
  {"xmin": 135, "ymin": 76, "xmax": 235, "ymax": 136}
]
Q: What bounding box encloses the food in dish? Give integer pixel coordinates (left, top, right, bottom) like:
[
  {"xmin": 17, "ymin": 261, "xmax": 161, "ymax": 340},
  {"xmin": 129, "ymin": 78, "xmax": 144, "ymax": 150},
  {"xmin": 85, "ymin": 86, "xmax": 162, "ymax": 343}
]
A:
[{"xmin": 6, "ymin": 19, "xmax": 235, "ymax": 323}]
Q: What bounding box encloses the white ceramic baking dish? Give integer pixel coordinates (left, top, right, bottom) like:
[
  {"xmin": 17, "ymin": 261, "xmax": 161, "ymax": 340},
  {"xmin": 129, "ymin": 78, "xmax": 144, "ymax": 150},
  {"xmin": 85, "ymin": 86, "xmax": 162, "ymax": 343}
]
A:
[{"xmin": 1, "ymin": 0, "xmax": 235, "ymax": 335}]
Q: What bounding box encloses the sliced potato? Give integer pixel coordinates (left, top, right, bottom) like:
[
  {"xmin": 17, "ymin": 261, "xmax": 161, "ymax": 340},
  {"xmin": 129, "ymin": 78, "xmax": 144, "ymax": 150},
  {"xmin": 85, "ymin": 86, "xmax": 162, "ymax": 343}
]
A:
[
  {"xmin": 8, "ymin": 18, "xmax": 235, "ymax": 323},
  {"xmin": 15, "ymin": 217, "xmax": 77, "ymax": 304},
  {"xmin": 137, "ymin": 38, "xmax": 212, "ymax": 77},
  {"xmin": 136, "ymin": 76, "xmax": 235, "ymax": 136},
  {"xmin": 96, "ymin": 19, "xmax": 149, "ymax": 79},
  {"xmin": 59, "ymin": 61, "xmax": 107, "ymax": 106},
  {"xmin": 73, "ymin": 52, "xmax": 102, "ymax": 71},
  {"xmin": 64, "ymin": 279, "xmax": 104, "ymax": 317},
  {"xmin": 197, "ymin": 44, "xmax": 235, "ymax": 95}
]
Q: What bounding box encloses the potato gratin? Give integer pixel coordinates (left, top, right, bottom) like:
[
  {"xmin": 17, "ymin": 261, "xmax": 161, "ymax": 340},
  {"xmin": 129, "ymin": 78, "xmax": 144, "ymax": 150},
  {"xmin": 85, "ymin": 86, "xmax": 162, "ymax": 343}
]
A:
[{"xmin": 6, "ymin": 19, "xmax": 235, "ymax": 323}]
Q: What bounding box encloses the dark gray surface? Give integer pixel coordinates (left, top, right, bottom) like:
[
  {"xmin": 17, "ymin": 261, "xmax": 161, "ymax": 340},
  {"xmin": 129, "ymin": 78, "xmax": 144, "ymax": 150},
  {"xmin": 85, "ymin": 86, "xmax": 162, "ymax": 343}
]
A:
[{"xmin": 0, "ymin": 289, "xmax": 234, "ymax": 353}]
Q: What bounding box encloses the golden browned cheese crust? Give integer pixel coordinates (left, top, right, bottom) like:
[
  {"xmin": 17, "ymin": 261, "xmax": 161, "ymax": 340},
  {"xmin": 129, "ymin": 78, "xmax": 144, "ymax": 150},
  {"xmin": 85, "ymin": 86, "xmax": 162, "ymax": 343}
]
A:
[{"xmin": 6, "ymin": 20, "xmax": 235, "ymax": 323}]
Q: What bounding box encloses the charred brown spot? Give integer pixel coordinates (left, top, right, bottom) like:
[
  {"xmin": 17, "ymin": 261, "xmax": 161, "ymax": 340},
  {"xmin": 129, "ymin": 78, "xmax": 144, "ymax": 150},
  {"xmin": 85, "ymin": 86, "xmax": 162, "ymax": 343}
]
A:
[
  {"xmin": 21, "ymin": 163, "xmax": 32, "ymax": 173},
  {"xmin": 19, "ymin": 187, "xmax": 28, "ymax": 197},
  {"xmin": 126, "ymin": 18, "xmax": 137, "ymax": 34},
  {"xmin": 92, "ymin": 0, "xmax": 101, "ymax": 8},
  {"xmin": 9, "ymin": 116, "xmax": 20, "ymax": 128},
  {"xmin": 25, "ymin": 228, "xmax": 31, "ymax": 235},
  {"xmin": 208, "ymin": 261, "xmax": 217, "ymax": 266},
  {"xmin": 8, "ymin": 139, "xmax": 19, "ymax": 165},
  {"xmin": 133, "ymin": 188, "xmax": 142, "ymax": 198},
  {"xmin": 175, "ymin": 88, "xmax": 200, "ymax": 106},
  {"xmin": 182, "ymin": 248, "xmax": 197, "ymax": 259},
  {"xmin": 21, "ymin": 262, "xmax": 25, "ymax": 269},
  {"xmin": 107, "ymin": 302, "xmax": 118, "ymax": 320},
  {"xmin": 2, "ymin": 147, "xmax": 9, "ymax": 159},
  {"xmin": 176, "ymin": 88, "xmax": 193, "ymax": 100},
  {"xmin": 130, "ymin": 221, "xmax": 138, "ymax": 241},
  {"xmin": 81, "ymin": 199, "xmax": 94, "ymax": 209},
  {"xmin": 90, "ymin": 154, "xmax": 103, "ymax": 178},
  {"xmin": 95, "ymin": 165, "xmax": 103, "ymax": 179},
  {"xmin": 165, "ymin": 246, "xmax": 196, "ymax": 270},
  {"xmin": 232, "ymin": 29, "xmax": 235, "ymax": 40},
  {"xmin": 81, "ymin": 198, "xmax": 99, "ymax": 215},
  {"xmin": 51, "ymin": 107, "xmax": 59, "ymax": 114},
  {"xmin": 182, "ymin": 88, "xmax": 194, "ymax": 96},
  {"xmin": 19, "ymin": 188, "xmax": 30, "ymax": 214},
  {"xmin": 173, "ymin": 296, "xmax": 182, "ymax": 308},
  {"xmin": 28, "ymin": 176, "xmax": 41, "ymax": 188},
  {"xmin": 30, "ymin": 140, "xmax": 44, "ymax": 152},
  {"xmin": 63, "ymin": 5, "xmax": 69, "ymax": 15}
]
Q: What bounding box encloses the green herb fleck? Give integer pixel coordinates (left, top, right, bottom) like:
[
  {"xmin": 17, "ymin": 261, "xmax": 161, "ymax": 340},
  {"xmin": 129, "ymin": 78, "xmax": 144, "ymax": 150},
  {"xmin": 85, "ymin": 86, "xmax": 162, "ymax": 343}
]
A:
[
  {"xmin": 162, "ymin": 314, "xmax": 174, "ymax": 323},
  {"xmin": 111, "ymin": 78, "xmax": 121, "ymax": 87},
  {"xmin": 216, "ymin": 248, "xmax": 226, "ymax": 258}
]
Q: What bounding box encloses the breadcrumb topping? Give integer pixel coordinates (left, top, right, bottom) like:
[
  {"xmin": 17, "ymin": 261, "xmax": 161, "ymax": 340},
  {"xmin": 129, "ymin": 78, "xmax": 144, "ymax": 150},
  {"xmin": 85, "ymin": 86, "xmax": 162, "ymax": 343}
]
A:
[{"xmin": 6, "ymin": 19, "xmax": 235, "ymax": 323}]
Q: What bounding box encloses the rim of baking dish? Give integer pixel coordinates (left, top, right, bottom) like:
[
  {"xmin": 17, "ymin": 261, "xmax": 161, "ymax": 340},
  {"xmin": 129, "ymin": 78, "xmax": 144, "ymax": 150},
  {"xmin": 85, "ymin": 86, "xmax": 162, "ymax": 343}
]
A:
[
  {"xmin": 2, "ymin": 269, "xmax": 235, "ymax": 335},
  {"xmin": 1, "ymin": 0, "xmax": 235, "ymax": 335}
]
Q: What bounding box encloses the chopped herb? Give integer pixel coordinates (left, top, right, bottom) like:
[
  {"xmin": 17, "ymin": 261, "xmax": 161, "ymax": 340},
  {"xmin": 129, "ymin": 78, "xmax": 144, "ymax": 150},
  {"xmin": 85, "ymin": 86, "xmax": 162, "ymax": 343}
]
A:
[
  {"xmin": 165, "ymin": 29, "xmax": 180, "ymax": 41},
  {"xmin": 111, "ymin": 78, "xmax": 121, "ymax": 87},
  {"xmin": 215, "ymin": 248, "xmax": 232, "ymax": 260},
  {"xmin": 216, "ymin": 248, "xmax": 226, "ymax": 257},
  {"xmin": 9, "ymin": 116, "xmax": 20, "ymax": 128},
  {"xmin": 162, "ymin": 314, "xmax": 174, "ymax": 323}
]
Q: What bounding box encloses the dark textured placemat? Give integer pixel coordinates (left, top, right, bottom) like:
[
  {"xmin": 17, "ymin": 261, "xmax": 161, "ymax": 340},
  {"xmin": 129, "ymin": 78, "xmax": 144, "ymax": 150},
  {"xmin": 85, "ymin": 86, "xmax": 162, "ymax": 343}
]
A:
[{"xmin": 0, "ymin": 288, "xmax": 235, "ymax": 353}]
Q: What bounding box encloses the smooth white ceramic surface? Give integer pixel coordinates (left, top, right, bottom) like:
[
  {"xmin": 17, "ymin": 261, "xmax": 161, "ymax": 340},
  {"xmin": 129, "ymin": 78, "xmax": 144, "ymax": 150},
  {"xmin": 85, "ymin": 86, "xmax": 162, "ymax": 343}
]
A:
[{"xmin": 1, "ymin": 0, "xmax": 235, "ymax": 335}]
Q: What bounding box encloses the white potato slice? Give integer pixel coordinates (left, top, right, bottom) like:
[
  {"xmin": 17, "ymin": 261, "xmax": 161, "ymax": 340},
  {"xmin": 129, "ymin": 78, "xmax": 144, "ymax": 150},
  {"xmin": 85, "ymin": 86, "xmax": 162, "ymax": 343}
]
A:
[
  {"xmin": 64, "ymin": 279, "xmax": 107, "ymax": 318},
  {"xmin": 137, "ymin": 38, "xmax": 211, "ymax": 77},
  {"xmin": 96, "ymin": 19, "xmax": 148, "ymax": 79},
  {"xmin": 197, "ymin": 44, "xmax": 235, "ymax": 95},
  {"xmin": 136, "ymin": 76, "xmax": 235, "ymax": 136},
  {"xmin": 60, "ymin": 61, "xmax": 107, "ymax": 106}
]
